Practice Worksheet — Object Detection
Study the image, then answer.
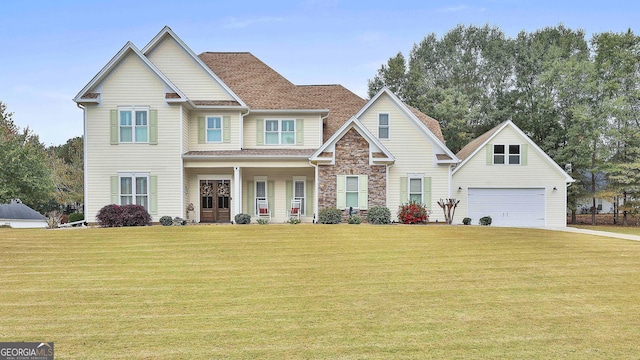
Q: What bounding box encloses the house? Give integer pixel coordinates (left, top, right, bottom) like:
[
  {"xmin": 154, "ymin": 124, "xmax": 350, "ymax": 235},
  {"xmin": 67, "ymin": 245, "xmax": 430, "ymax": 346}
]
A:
[
  {"xmin": 452, "ymin": 121, "xmax": 574, "ymax": 227},
  {"xmin": 74, "ymin": 26, "xmax": 572, "ymax": 227},
  {"xmin": 0, "ymin": 200, "xmax": 47, "ymax": 228}
]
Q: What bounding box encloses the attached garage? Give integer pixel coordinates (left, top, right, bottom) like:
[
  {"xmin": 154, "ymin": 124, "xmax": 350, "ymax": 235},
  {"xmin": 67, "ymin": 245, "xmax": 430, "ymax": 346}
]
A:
[{"xmin": 467, "ymin": 188, "xmax": 546, "ymax": 227}]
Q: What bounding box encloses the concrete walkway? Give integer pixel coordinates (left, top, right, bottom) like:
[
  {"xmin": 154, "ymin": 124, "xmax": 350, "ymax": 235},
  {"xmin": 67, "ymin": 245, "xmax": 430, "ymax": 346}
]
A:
[{"xmin": 545, "ymin": 227, "xmax": 640, "ymax": 242}]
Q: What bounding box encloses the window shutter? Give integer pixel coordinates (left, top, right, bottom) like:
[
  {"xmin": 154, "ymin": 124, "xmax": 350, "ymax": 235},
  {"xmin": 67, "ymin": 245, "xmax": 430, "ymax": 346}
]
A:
[
  {"xmin": 256, "ymin": 119, "xmax": 264, "ymax": 145},
  {"xmin": 110, "ymin": 110, "xmax": 119, "ymax": 145},
  {"xmin": 246, "ymin": 180, "xmax": 254, "ymax": 216},
  {"xmin": 306, "ymin": 180, "xmax": 314, "ymax": 216},
  {"xmin": 286, "ymin": 180, "xmax": 292, "ymax": 211},
  {"xmin": 359, "ymin": 175, "xmax": 368, "ymax": 210},
  {"xmin": 521, "ymin": 144, "xmax": 528, "ymax": 165},
  {"xmin": 268, "ymin": 181, "xmax": 275, "ymax": 216},
  {"xmin": 223, "ymin": 116, "xmax": 231, "ymax": 143},
  {"xmin": 336, "ymin": 175, "xmax": 346, "ymax": 209},
  {"xmin": 198, "ymin": 117, "xmax": 205, "ymax": 144},
  {"xmin": 423, "ymin": 177, "xmax": 432, "ymax": 209},
  {"xmin": 296, "ymin": 119, "xmax": 304, "ymax": 145},
  {"xmin": 149, "ymin": 110, "xmax": 158, "ymax": 145},
  {"xmin": 400, "ymin": 177, "xmax": 408, "ymax": 203},
  {"xmin": 110, "ymin": 176, "xmax": 119, "ymax": 204},
  {"xmin": 486, "ymin": 144, "xmax": 493, "ymax": 165},
  {"xmin": 149, "ymin": 175, "xmax": 158, "ymax": 215}
]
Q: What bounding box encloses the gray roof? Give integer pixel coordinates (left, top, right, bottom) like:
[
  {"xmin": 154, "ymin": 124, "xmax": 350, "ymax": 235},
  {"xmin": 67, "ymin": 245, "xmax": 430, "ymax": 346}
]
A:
[{"xmin": 0, "ymin": 202, "xmax": 46, "ymax": 221}]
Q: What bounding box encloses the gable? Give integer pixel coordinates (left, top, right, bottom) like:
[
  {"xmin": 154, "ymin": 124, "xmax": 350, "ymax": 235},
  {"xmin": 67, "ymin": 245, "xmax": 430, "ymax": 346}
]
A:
[
  {"xmin": 101, "ymin": 52, "xmax": 167, "ymax": 104},
  {"xmin": 146, "ymin": 35, "xmax": 237, "ymax": 102}
]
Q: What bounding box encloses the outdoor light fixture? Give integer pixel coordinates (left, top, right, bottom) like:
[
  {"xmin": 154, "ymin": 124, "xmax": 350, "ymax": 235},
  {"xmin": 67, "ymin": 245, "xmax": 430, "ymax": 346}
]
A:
[
  {"xmin": 458, "ymin": 186, "xmax": 462, "ymax": 190},
  {"xmin": 553, "ymin": 187, "xmax": 558, "ymax": 191}
]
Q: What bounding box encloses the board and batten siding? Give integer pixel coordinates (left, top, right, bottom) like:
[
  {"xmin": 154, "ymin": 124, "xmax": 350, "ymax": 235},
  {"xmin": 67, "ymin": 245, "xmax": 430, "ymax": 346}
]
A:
[
  {"xmin": 452, "ymin": 125, "xmax": 568, "ymax": 227},
  {"xmin": 146, "ymin": 37, "xmax": 234, "ymax": 101},
  {"xmin": 243, "ymin": 114, "xmax": 322, "ymax": 149},
  {"xmin": 357, "ymin": 93, "xmax": 451, "ymax": 222},
  {"xmin": 85, "ymin": 53, "xmax": 183, "ymax": 223},
  {"xmin": 187, "ymin": 111, "xmax": 242, "ymax": 151}
]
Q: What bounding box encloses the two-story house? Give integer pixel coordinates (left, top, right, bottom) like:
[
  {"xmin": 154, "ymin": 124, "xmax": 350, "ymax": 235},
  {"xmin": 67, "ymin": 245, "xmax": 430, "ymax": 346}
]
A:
[{"xmin": 74, "ymin": 26, "xmax": 572, "ymax": 227}]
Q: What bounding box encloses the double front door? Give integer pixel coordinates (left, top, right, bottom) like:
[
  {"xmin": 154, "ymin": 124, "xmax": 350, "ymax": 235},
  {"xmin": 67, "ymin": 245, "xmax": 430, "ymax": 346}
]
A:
[{"xmin": 200, "ymin": 180, "xmax": 230, "ymax": 223}]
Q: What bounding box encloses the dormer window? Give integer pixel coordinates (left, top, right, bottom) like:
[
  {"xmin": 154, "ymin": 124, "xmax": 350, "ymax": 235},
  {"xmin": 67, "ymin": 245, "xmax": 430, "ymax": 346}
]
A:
[{"xmin": 493, "ymin": 144, "xmax": 520, "ymax": 165}]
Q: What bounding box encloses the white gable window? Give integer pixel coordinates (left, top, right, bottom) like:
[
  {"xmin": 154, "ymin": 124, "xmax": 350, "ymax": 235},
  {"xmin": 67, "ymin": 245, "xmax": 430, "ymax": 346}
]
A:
[
  {"xmin": 119, "ymin": 107, "xmax": 148, "ymax": 143},
  {"xmin": 119, "ymin": 173, "xmax": 149, "ymax": 209},
  {"xmin": 206, "ymin": 116, "xmax": 222, "ymax": 143},
  {"xmin": 493, "ymin": 144, "xmax": 521, "ymax": 165},
  {"xmin": 265, "ymin": 119, "xmax": 295, "ymax": 145},
  {"xmin": 378, "ymin": 113, "xmax": 389, "ymax": 139}
]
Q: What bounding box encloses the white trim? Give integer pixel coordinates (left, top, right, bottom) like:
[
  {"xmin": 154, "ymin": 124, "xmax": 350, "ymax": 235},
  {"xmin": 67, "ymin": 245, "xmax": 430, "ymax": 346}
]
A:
[
  {"xmin": 492, "ymin": 143, "xmax": 521, "ymax": 165},
  {"xmin": 117, "ymin": 172, "xmax": 150, "ymax": 209},
  {"xmin": 117, "ymin": 106, "xmax": 149, "ymax": 143},
  {"xmin": 179, "ymin": 105, "xmax": 184, "ymax": 217},
  {"xmin": 407, "ymin": 173, "xmax": 424, "ymax": 204}
]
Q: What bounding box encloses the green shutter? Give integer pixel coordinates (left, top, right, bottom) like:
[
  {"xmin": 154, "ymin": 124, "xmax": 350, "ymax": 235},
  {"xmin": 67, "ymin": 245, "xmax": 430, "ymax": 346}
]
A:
[
  {"xmin": 306, "ymin": 180, "xmax": 314, "ymax": 216},
  {"xmin": 149, "ymin": 175, "xmax": 158, "ymax": 215},
  {"xmin": 336, "ymin": 175, "xmax": 346, "ymax": 209},
  {"xmin": 400, "ymin": 177, "xmax": 408, "ymax": 203},
  {"xmin": 223, "ymin": 116, "xmax": 231, "ymax": 143},
  {"xmin": 256, "ymin": 119, "xmax": 264, "ymax": 145},
  {"xmin": 359, "ymin": 175, "xmax": 368, "ymax": 210},
  {"xmin": 296, "ymin": 119, "xmax": 304, "ymax": 145},
  {"xmin": 149, "ymin": 109, "xmax": 158, "ymax": 145},
  {"xmin": 486, "ymin": 144, "xmax": 493, "ymax": 165},
  {"xmin": 286, "ymin": 180, "xmax": 293, "ymax": 211},
  {"xmin": 246, "ymin": 180, "xmax": 254, "ymax": 216},
  {"xmin": 521, "ymin": 144, "xmax": 528, "ymax": 165},
  {"xmin": 198, "ymin": 117, "xmax": 205, "ymax": 144},
  {"xmin": 110, "ymin": 176, "xmax": 119, "ymax": 204},
  {"xmin": 268, "ymin": 181, "xmax": 275, "ymax": 216},
  {"xmin": 110, "ymin": 109, "xmax": 119, "ymax": 145},
  {"xmin": 423, "ymin": 177, "xmax": 432, "ymax": 209}
]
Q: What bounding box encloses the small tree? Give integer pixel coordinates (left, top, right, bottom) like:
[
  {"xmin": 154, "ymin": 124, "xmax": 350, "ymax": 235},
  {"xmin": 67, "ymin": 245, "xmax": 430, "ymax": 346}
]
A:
[{"xmin": 437, "ymin": 198, "xmax": 460, "ymax": 224}]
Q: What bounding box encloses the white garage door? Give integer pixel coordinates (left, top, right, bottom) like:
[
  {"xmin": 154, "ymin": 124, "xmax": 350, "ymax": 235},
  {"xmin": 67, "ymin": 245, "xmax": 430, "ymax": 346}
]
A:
[{"xmin": 468, "ymin": 188, "xmax": 545, "ymax": 227}]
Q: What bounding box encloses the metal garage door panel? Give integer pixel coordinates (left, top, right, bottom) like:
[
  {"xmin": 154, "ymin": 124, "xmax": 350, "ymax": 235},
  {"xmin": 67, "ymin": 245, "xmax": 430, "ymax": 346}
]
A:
[{"xmin": 468, "ymin": 188, "xmax": 545, "ymax": 227}]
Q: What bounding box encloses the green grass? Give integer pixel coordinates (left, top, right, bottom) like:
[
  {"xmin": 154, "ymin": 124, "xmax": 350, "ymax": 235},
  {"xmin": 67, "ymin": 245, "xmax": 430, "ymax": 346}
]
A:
[
  {"xmin": 1, "ymin": 225, "xmax": 640, "ymax": 359},
  {"xmin": 572, "ymin": 224, "xmax": 640, "ymax": 236}
]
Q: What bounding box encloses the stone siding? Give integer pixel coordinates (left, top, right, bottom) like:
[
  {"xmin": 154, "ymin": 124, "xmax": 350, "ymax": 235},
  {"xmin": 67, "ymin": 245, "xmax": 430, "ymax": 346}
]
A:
[{"xmin": 318, "ymin": 128, "xmax": 386, "ymax": 221}]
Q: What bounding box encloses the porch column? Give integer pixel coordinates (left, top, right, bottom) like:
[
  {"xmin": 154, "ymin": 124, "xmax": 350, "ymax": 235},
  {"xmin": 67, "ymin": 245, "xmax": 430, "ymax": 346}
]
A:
[{"xmin": 234, "ymin": 166, "xmax": 241, "ymax": 217}]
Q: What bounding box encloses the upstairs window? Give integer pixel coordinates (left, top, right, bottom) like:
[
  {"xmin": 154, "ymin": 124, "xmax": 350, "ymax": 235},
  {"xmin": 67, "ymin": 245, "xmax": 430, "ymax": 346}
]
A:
[
  {"xmin": 207, "ymin": 116, "xmax": 222, "ymax": 143},
  {"xmin": 119, "ymin": 107, "xmax": 148, "ymax": 143},
  {"xmin": 265, "ymin": 119, "xmax": 295, "ymax": 145},
  {"xmin": 493, "ymin": 144, "xmax": 521, "ymax": 165},
  {"xmin": 378, "ymin": 113, "xmax": 389, "ymax": 139}
]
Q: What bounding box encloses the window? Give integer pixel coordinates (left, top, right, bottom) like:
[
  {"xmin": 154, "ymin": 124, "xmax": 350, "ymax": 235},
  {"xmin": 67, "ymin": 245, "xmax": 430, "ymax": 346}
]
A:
[
  {"xmin": 265, "ymin": 119, "xmax": 295, "ymax": 145},
  {"xmin": 345, "ymin": 176, "xmax": 359, "ymax": 208},
  {"xmin": 119, "ymin": 107, "xmax": 148, "ymax": 143},
  {"xmin": 293, "ymin": 179, "xmax": 305, "ymax": 215},
  {"xmin": 207, "ymin": 116, "xmax": 222, "ymax": 142},
  {"xmin": 378, "ymin": 113, "xmax": 389, "ymax": 139},
  {"xmin": 409, "ymin": 177, "xmax": 423, "ymax": 203},
  {"xmin": 493, "ymin": 144, "xmax": 521, "ymax": 165},
  {"xmin": 255, "ymin": 180, "xmax": 267, "ymax": 215},
  {"xmin": 120, "ymin": 173, "xmax": 149, "ymax": 209}
]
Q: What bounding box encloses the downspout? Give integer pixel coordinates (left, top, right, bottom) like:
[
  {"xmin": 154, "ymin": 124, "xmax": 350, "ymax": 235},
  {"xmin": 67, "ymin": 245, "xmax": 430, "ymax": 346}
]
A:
[
  {"xmin": 179, "ymin": 104, "xmax": 184, "ymax": 218},
  {"xmin": 448, "ymin": 164, "xmax": 454, "ymax": 198},
  {"xmin": 76, "ymin": 103, "xmax": 88, "ymax": 221}
]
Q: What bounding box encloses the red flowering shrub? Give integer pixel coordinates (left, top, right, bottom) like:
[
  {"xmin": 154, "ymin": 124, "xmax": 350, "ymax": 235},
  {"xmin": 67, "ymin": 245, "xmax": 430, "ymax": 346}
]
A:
[
  {"xmin": 397, "ymin": 200, "xmax": 429, "ymax": 224},
  {"xmin": 96, "ymin": 204, "xmax": 151, "ymax": 227}
]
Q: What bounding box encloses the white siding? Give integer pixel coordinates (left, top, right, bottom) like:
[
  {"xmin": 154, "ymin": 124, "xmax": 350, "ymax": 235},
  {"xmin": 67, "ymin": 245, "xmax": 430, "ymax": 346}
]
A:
[
  {"xmin": 85, "ymin": 53, "xmax": 183, "ymax": 222},
  {"xmin": 357, "ymin": 94, "xmax": 451, "ymax": 222},
  {"xmin": 146, "ymin": 37, "xmax": 234, "ymax": 101},
  {"xmin": 452, "ymin": 125, "xmax": 568, "ymax": 227}
]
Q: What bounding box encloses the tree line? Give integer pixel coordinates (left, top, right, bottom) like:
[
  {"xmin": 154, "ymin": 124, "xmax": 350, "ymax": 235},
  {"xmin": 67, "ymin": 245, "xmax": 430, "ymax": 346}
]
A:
[
  {"xmin": 368, "ymin": 24, "xmax": 640, "ymax": 225},
  {"xmin": 0, "ymin": 101, "xmax": 83, "ymax": 214}
]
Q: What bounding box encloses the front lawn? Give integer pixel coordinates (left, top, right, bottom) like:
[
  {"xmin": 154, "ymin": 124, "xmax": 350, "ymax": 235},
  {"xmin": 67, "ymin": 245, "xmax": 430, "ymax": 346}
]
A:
[{"xmin": 1, "ymin": 225, "xmax": 639, "ymax": 359}]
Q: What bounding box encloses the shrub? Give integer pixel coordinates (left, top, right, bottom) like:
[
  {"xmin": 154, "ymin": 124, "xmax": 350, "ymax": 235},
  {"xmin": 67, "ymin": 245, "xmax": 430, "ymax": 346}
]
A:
[
  {"xmin": 159, "ymin": 216, "xmax": 173, "ymax": 226},
  {"xmin": 318, "ymin": 207, "xmax": 342, "ymax": 224},
  {"xmin": 257, "ymin": 218, "xmax": 269, "ymax": 225},
  {"xmin": 68, "ymin": 212, "xmax": 84, "ymax": 223},
  {"xmin": 348, "ymin": 215, "xmax": 362, "ymax": 224},
  {"xmin": 397, "ymin": 200, "xmax": 429, "ymax": 224},
  {"xmin": 463, "ymin": 217, "xmax": 472, "ymax": 225},
  {"xmin": 234, "ymin": 213, "xmax": 251, "ymax": 224},
  {"xmin": 96, "ymin": 204, "xmax": 151, "ymax": 227},
  {"xmin": 367, "ymin": 206, "xmax": 391, "ymax": 224},
  {"xmin": 479, "ymin": 216, "xmax": 492, "ymax": 226},
  {"xmin": 287, "ymin": 218, "xmax": 301, "ymax": 224}
]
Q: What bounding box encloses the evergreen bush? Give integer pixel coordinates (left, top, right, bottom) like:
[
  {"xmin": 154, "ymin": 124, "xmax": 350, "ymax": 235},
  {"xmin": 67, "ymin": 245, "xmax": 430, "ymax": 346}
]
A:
[
  {"xmin": 367, "ymin": 206, "xmax": 391, "ymax": 224},
  {"xmin": 234, "ymin": 213, "xmax": 251, "ymax": 224},
  {"xmin": 96, "ymin": 204, "xmax": 151, "ymax": 227},
  {"xmin": 479, "ymin": 216, "xmax": 492, "ymax": 226},
  {"xmin": 318, "ymin": 207, "xmax": 342, "ymax": 224},
  {"xmin": 159, "ymin": 216, "xmax": 173, "ymax": 226}
]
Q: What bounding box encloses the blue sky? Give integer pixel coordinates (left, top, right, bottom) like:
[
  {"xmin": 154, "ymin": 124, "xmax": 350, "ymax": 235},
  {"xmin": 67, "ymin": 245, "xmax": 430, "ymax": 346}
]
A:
[{"xmin": 1, "ymin": 0, "xmax": 639, "ymax": 146}]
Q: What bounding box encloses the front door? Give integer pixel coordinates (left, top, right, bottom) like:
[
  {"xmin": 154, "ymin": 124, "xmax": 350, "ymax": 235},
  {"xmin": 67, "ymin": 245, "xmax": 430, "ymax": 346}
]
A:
[{"xmin": 200, "ymin": 180, "xmax": 231, "ymax": 223}]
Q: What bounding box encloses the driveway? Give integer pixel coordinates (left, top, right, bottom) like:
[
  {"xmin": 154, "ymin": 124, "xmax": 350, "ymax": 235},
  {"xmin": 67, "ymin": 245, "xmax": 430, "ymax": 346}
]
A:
[{"xmin": 546, "ymin": 227, "xmax": 640, "ymax": 242}]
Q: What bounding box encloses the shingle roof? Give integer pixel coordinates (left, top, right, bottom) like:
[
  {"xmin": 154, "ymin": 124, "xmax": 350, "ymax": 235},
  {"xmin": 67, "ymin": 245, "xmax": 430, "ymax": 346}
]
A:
[
  {"xmin": 0, "ymin": 202, "xmax": 46, "ymax": 221},
  {"xmin": 456, "ymin": 121, "xmax": 508, "ymax": 160},
  {"xmin": 406, "ymin": 105, "xmax": 445, "ymax": 143}
]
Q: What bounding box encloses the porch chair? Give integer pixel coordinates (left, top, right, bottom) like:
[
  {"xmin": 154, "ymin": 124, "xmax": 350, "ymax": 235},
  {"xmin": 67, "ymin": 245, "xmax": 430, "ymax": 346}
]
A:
[
  {"xmin": 287, "ymin": 199, "xmax": 301, "ymax": 221},
  {"xmin": 257, "ymin": 199, "xmax": 271, "ymax": 221}
]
